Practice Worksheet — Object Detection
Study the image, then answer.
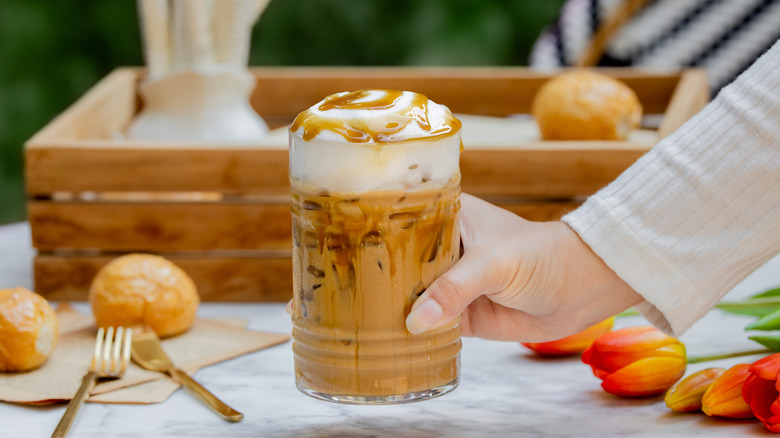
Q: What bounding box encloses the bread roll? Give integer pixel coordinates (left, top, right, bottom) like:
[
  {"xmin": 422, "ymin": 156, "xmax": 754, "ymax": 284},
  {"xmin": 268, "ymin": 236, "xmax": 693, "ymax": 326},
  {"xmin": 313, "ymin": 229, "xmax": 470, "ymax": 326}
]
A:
[
  {"xmin": 532, "ymin": 70, "xmax": 642, "ymax": 140},
  {"xmin": 89, "ymin": 254, "xmax": 199, "ymax": 337},
  {"xmin": 0, "ymin": 287, "xmax": 59, "ymax": 372}
]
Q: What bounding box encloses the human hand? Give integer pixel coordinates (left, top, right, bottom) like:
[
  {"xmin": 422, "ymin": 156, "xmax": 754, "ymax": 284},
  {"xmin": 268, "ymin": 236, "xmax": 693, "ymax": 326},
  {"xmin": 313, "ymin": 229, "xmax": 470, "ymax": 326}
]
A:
[{"xmin": 405, "ymin": 194, "xmax": 643, "ymax": 342}]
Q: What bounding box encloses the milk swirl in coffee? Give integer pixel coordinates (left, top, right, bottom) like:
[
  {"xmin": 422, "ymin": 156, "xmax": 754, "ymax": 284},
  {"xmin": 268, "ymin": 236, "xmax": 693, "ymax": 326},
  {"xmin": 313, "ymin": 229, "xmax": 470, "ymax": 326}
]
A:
[{"xmin": 289, "ymin": 89, "xmax": 462, "ymax": 403}]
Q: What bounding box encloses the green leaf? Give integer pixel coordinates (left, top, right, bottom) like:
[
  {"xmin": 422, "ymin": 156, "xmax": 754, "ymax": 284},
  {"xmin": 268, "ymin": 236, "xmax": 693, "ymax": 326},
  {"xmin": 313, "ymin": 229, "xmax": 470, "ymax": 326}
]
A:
[
  {"xmin": 747, "ymin": 307, "xmax": 780, "ymax": 331},
  {"xmin": 751, "ymin": 286, "xmax": 780, "ymax": 299},
  {"xmin": 749, "ymin": 334, "xmax": 780, "ymax": 351},
  {"xmin": 716, "ymin": 296, "xmax": 780, "ymax": 317}
]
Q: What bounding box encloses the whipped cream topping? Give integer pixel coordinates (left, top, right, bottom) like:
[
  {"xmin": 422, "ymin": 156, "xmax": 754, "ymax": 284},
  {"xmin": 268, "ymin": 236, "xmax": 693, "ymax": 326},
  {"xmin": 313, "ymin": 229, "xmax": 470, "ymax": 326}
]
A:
[
  {"xmin": 289, "ymin": 89, "xmax": 461, "ymax": 192},
  {"xmin": 290, "ymin": 89, "xmax": 461, "ymax": 144}
]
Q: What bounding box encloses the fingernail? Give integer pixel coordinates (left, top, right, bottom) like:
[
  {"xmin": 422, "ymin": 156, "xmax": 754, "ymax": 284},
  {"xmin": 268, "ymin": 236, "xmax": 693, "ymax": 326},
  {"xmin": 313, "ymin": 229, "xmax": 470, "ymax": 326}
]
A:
[
  {"xmin": 406, "ymin": 299, "xmax": 443, "ymax": 334},
  {"xmin": 285, "ymin": 300, "xmax": 293, "ymax": 315}
]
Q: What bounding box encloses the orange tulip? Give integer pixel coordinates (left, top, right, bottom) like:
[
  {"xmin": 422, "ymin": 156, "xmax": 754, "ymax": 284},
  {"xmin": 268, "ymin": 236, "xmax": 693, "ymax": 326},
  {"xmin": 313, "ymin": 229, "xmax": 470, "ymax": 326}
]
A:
[
  {"xmin": 665, "ymin": 367, "xmax": 726, "ymax": 412},
  {"xmin": 582, "ymin": 325, "xmax": 686, "ymax": 397},
  {"xmin": 522, "ymin": 317, "xmax": 614, "ymax": 356},
  {"xmin": 701, "ymin": 363, "xmax": 754, "ymax": 419},
  {"xmin": 743, "ymin": 353, "xmax": 780, "ymax": 431}
]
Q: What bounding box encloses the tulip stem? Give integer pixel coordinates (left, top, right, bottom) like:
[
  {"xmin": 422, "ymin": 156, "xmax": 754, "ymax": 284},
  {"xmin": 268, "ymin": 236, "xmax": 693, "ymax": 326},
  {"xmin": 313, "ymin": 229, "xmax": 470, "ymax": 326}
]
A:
[{"xmin": 687, "ymin": 348, "xmax": 774, "ymax": 363}]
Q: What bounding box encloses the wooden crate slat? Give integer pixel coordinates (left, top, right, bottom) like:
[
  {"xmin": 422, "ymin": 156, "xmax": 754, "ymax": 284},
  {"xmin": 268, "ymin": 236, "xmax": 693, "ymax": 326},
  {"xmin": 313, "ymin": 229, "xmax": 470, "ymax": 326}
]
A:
[
  {"xmin": 28, "ymin": 198, "xmax": 581, "ymax": 252},
  {"xmin": 249, "ymin": 67, "xmax": 680, "ymax": 119},
  {"xmin": 26, "ymin": 147, "xmax": 643, "ymax": 198},
  {"xmin": 28, "ymin": 200, "xmax": 293, "ymax": 251},
  {"xmin": 26, "ymin": 147, "xmax": 289, "ymax": 196},
  {"xmin": 34, "ymin": 254, "xmax": 293, "ymax": 302},
  {"xmin": 460, "ymin": 148, "xmax": 645, "ymax": 197},
  {"xmin": 28, "ymin": 69, "xmax": 139, "ymax": 143}
]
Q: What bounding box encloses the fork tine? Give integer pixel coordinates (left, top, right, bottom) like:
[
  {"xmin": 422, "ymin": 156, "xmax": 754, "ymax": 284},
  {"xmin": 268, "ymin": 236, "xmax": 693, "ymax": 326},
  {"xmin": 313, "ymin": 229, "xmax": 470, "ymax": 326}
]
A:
[
  {"xmin": 111, "ymin": 327, "xmax": 124, "ymax": 374},
  {"xmin": 120, "ymin": 328, "xmax": 133, "ymax": 375},
  {"xmin": 91, "ymin": 327, "xmax": 105, "ymax": 372},
  {"xmin": 102, "ymin": 326, "xmax": 115, "ymax": 373}
]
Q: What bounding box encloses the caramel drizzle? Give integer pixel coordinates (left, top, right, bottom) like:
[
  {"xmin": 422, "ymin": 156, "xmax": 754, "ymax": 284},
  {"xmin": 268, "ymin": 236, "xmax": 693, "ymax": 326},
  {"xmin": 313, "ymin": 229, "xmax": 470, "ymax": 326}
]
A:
[{"xmin": 291, "ymin": 89, "xmax": 462, "ymax": 144}]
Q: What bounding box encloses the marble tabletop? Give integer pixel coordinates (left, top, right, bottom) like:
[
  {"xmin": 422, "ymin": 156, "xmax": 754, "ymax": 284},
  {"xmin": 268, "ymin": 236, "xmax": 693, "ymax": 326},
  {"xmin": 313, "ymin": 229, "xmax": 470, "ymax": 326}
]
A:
[{"xmin": 1, "ymin": 222, "xmax": 779, "ymax": 437}]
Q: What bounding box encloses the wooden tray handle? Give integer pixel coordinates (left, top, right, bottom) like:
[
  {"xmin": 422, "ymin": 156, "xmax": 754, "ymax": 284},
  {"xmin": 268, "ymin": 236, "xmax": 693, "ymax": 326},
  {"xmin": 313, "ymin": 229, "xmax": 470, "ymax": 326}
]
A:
[{"xmin": 575, "ymin": 0, "xmax": 652, "ymax": 67}]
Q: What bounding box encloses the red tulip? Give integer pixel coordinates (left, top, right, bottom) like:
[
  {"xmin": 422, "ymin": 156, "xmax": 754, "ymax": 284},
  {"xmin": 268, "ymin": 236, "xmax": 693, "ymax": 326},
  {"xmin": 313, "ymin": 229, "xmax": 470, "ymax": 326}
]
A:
[
  {"xmin": 582, "ymin": 325, "xmax": 686, "ymax": 397},
  {"xmin": 743, "ymin": 353, "xmax": 780, "ymax": 431},
  {"xmin": 701, "ymin": 363, "xmax": 754, "ymax": 419},
  {"xmin": 522, "ymin": 317, "xmax": 614, "ymax": 356}
]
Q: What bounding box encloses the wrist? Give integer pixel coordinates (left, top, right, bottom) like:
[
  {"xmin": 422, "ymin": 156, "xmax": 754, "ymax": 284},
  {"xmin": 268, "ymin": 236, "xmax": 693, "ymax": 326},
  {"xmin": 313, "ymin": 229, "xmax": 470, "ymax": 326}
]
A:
[{"xmin": 557, "ymin": 221, "xmax": 643, "ymax": 329}]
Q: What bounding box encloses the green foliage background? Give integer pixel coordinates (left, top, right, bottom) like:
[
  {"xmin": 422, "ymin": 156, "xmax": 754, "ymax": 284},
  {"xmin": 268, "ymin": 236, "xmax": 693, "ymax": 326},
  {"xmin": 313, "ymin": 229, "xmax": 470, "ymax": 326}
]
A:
[{"xmin": 0, "ymin": 0, "xmax": 564, "ymax": 224}]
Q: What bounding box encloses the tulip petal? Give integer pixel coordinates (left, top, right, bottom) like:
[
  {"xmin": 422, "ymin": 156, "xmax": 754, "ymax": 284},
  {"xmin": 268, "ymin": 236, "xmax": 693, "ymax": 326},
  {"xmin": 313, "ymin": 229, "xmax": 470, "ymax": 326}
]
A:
[
  {"xmin": 750, "ymin": 353, "xmax": 780, "ymax": 381},
  {"xmin": 522, "ymin": 318, "xmax": 614, "ymax": 356},
  {"xmin": 592, "ymin": 326, "xmax": 679, "ymax": 353},
  {"xmin": 702, "ymin": 363, "xmax": 753, "ymax": 419},
  {"xmin": 769, "ymin": 397, "xmax": 780, "ymax": 425},
  {"xmin": 742, "ymin": 353, "xmax": 780, "ymax": 431},
  {"xmin": 601, "ymin": 356, "xmax": 686, "ymax": 397},
  {"xmin": 741, "ymin": 374, "xmax": 759, "ymax": 413},
  {"xmin": 587, "ymin": 342, "xmax": 686, "ymax": 374},
  {"xmin": 593, "ymin": 368, "xmax": 611, "ymax": 380},
  {"xmin": 743, "ymin": 374, "xmax": 775, "ymax": 423},
  {"xmin": 665, "ymin": 367, "xmax": 725, "ymax": 412}
]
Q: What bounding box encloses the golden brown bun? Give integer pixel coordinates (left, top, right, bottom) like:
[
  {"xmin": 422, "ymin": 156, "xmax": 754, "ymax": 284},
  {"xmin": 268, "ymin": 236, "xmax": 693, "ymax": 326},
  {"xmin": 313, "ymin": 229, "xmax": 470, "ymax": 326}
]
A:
[
  {"xmin": 0, "ymin": 287, "xmax": 59, "ymax": 372},
  {"xmin": 532, "ymin": 70, "xmax": 642, "ymax": 140},
  {"xmin": 89, "ymin": 254, "xmax": 199, "ymax": 337}
]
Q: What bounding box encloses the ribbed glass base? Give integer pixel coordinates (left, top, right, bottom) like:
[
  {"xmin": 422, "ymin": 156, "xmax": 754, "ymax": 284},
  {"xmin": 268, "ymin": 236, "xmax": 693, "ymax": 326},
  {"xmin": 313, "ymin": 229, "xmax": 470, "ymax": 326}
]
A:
[{"xmin": 296, "ymin": 378, "xmax": 459, "ymax": 405}]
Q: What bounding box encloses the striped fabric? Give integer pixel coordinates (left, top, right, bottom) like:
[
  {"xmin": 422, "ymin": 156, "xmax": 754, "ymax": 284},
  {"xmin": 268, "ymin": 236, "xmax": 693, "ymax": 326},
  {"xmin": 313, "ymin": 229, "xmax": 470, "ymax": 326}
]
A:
[{"xmin": 530, "ymin": 0, "xmax": 780, "ymax": 94}]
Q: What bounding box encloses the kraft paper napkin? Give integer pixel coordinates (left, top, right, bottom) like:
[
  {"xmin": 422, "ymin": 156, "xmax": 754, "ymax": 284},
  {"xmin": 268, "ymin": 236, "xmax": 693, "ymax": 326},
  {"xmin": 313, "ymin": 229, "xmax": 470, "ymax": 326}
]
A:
[
  {"xmin": 0, "ymin": 304, "xmax": 289, "ymax": 405},
  {"xmin": 89, "ymin": 316, "xmax": 249, "ymax": 405}
]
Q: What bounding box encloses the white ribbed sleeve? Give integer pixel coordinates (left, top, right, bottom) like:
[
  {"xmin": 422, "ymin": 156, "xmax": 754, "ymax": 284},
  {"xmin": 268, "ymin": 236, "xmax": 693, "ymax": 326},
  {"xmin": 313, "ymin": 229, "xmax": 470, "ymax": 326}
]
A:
[{"xmin": 563, "ymin": 39, "xmax": 780, "ymax": 336}]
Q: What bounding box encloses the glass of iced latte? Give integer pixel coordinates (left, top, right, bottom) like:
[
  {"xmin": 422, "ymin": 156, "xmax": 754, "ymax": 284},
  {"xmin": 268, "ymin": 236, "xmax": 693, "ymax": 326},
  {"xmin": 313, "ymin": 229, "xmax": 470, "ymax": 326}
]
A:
[{"xmin": 289, "ymin": 89, "xmax": 462, "ymax": 404}]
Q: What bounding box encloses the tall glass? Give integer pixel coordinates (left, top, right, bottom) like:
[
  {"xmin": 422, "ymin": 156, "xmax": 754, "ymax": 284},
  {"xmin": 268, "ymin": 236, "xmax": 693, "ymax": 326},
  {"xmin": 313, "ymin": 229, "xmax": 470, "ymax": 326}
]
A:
[{"xmin": 289, "ymin": 89, "xmax": 462, "ymax": 404}]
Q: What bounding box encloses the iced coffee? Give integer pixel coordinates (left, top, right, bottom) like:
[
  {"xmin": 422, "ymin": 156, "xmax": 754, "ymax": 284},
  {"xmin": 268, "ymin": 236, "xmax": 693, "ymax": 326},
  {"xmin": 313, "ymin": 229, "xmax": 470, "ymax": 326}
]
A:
[{"xmin": 289, "ymin": 89, "xmax": 462, "ymax": 404}]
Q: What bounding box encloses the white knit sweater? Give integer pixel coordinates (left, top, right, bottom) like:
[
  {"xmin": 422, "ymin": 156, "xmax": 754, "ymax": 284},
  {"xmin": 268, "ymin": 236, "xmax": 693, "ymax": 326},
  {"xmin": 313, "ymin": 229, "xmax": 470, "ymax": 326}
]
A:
[{"xmin": 563, "ymin": 39, "xmax": 780, "ymax": 336}]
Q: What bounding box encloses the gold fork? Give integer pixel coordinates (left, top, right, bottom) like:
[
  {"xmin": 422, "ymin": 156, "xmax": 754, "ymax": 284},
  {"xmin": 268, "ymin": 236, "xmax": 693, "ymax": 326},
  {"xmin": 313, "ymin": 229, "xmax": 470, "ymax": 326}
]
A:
[{"xmin": 52, "ymin": 327, "xmax": 132, "ymax": 438}]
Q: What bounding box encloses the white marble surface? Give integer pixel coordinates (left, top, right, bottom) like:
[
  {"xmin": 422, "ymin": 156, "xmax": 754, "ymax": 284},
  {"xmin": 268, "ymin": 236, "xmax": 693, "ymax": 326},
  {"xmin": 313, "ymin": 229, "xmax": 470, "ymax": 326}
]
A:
[{"xmin": 1, "ymin": 222, "xmax": 779, "ymax": 437}]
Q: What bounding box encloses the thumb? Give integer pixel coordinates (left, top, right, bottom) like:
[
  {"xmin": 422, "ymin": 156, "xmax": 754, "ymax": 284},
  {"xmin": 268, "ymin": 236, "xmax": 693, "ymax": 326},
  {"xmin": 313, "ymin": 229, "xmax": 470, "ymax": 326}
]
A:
[{"xmin": 406, "ymin": 248, "xmax": 501, "ymax": 334}]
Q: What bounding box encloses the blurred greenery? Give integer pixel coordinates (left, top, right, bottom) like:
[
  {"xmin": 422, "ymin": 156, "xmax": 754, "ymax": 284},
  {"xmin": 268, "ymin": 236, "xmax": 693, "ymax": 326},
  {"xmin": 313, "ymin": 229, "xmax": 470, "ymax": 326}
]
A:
[{"xmin": 0, "ymin": 0, "xmax": 564, "ymax": 224}]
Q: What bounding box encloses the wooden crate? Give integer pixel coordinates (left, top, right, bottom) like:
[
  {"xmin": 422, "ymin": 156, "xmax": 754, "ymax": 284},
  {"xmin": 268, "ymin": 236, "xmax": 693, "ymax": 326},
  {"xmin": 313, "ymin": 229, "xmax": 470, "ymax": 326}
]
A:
[{"xmin": 25, "ymin": 67, "xmax": 709, "ymax": 302}]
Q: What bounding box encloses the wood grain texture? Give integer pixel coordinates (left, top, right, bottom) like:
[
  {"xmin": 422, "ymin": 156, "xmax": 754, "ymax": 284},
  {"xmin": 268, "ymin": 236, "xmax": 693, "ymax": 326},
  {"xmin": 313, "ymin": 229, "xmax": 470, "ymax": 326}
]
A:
[
  {"xmin": 28, "ymin": 198, "xmax": 579, "ymax": 252},
  {"xmin": 34, "ymin": 253, "xmax": 293, "ymax": 302},
  {"xmin": 28, "ymin": 200, "xmax": 293, "ymax": 251},
  {"xmin": 657, "ymin": 69, "xmax": 710, "ymax": 139},
  {"xmin": 460, "ymin": 148, "xmax": 645, "ymax": 198},
  {"xmin": 29, "ymin": 68, "xmax": 139, "ymax": 142},
  {"xmin": 26, "ymin": 147, "xmax": 290, "ymax": 196},
  {"xmin": 26, "ymin": 146, "xmax": 642, "ymax": 198},
  {"xmin": 248, "ymin": 67, "xmax": 680, "ymax": 122}
]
